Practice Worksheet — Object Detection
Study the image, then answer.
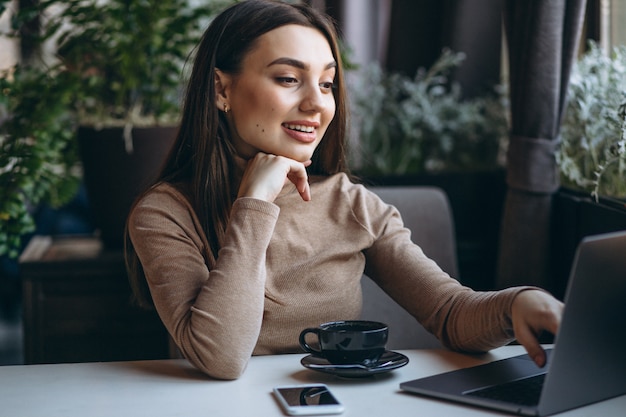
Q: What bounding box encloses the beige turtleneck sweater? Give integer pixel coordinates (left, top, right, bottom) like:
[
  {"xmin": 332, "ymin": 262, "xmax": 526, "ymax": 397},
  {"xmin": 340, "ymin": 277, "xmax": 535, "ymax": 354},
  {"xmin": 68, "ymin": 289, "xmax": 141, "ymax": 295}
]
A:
[{"xmin": 128, "ymin": 173, "xmax": 526, "ymax": 380}]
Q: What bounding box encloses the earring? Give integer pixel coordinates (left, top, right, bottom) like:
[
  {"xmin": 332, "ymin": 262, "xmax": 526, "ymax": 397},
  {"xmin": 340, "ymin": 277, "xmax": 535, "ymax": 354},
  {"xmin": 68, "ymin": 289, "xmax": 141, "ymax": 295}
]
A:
[{"xmin": 223, "ymin": 103, "xmax": 230, "ymax": 114}]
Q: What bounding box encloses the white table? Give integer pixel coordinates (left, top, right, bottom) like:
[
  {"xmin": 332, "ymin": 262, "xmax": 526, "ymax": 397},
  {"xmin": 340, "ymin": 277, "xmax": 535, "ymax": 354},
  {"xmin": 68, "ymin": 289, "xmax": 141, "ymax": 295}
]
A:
[{"xmin": 1, "ymin": 346, "xmax": 624, "ymax": 416}]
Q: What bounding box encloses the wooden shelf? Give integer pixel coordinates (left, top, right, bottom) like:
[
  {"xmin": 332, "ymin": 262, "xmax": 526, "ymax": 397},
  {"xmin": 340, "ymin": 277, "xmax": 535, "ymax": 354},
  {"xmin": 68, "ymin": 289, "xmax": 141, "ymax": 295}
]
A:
[{"xmin": 20, "ymin": 235, "xmax": 169, "ymax": 364}]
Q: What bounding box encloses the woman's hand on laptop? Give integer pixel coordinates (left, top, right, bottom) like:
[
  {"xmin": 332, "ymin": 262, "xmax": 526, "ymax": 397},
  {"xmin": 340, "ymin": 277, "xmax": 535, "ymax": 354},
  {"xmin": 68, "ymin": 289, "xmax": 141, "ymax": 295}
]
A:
[{"xmin": 510, "ymin": 290, "xmax": 564, "ymax": 368}]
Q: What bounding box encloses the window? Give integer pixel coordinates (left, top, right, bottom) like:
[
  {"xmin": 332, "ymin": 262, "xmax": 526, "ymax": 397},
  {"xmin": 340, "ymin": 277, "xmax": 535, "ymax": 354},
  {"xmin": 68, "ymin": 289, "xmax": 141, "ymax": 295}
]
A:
[
  {"xmin": 585, "ymin": 0, "xmax": 626, "ymax": 52},
  {"xmin": 0, "ymin": 1, "xmax": 18, "ymax": 70}
]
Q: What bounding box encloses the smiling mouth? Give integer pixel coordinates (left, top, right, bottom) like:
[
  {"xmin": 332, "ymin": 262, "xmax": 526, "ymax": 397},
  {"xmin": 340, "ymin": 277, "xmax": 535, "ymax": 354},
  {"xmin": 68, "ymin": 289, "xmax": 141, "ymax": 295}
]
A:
[{"xmin": 282, "ymin": 123, "xmax": 315, "ymax": 133}]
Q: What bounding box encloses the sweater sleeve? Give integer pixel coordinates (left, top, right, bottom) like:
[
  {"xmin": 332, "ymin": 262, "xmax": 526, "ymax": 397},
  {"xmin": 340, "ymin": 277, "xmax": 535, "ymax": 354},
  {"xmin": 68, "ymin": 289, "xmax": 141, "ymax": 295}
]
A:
[
  {"xmin": 128, "ymin": 185, "xmax": 279, "ymax": 379},
  {"xmin": 356, "ymin": 187, "xmax": 530, "ymax": 353}
]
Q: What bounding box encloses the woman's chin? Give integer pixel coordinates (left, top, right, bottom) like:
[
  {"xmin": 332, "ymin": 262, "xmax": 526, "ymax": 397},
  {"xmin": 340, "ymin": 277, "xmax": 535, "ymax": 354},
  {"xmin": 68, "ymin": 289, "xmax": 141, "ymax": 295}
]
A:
[{"xmin": 273, "ymin": 151, "xmax": 314, "ymax": 164}]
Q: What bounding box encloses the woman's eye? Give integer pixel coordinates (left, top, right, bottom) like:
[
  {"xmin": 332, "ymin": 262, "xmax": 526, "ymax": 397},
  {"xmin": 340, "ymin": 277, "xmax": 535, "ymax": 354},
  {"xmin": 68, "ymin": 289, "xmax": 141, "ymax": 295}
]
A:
[
  {"xmin": 320, "ymin": 81, "xmax": 335, "ymax": 91},
  {"xmin": 277, "ymin": 77, "xmax": 298, "ymax": 85}
]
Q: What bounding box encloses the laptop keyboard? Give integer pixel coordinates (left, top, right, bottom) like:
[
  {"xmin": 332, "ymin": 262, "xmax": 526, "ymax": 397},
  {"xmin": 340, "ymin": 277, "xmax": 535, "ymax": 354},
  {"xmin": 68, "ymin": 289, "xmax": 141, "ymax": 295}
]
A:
[{"xmin": 465, "ymin": 373, "xmax": 546, "ymax": 406}]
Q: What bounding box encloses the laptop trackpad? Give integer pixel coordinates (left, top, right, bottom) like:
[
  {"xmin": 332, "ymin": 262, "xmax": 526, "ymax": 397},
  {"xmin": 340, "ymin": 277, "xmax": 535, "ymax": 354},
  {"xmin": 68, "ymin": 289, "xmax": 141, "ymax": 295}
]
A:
[{"xmin": 401, "ymin": 351, "xmax": 549, "ymax": 396}]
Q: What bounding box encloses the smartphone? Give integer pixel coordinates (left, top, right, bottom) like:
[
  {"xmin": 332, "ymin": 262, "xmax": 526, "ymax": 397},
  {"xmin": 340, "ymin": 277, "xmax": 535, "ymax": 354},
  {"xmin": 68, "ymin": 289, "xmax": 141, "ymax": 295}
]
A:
[{"xmin": 273, "ymin": 384, "xmax": 344, "ymax": 415}]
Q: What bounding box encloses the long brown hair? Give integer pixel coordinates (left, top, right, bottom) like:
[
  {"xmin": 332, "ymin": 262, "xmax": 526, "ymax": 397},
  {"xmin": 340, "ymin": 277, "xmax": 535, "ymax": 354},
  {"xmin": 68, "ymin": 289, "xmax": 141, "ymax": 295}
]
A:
[{"xmin": 125, "ymin": 0, "xmax": 349, "ymax": 308}]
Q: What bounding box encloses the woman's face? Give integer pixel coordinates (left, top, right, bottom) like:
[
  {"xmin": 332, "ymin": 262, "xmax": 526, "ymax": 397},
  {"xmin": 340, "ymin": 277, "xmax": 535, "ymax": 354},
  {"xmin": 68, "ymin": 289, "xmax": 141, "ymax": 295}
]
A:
[{"xmin": 216, "ymin": 24, "xmax": 337, "ymax": 162}]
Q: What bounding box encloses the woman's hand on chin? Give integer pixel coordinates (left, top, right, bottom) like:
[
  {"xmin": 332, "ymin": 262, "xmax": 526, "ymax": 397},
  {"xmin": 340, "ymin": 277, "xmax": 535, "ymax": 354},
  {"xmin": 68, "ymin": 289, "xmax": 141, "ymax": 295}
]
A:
[{"xmin": 237, "ymin": 152, "xmax": 312, "ymax": 202}]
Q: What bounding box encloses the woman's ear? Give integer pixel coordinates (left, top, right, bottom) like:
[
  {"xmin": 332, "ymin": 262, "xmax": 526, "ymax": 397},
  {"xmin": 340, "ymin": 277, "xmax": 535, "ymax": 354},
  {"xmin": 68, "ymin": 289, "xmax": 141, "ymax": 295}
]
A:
[{"xmin": 214, "ymin": 69, "xmax": 231, "ymax": 112}]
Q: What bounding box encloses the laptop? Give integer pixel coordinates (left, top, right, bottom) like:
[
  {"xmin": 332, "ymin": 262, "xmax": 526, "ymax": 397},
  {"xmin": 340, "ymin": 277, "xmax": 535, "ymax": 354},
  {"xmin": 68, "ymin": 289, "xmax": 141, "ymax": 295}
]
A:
[{"xmin": 400, "ymin": 230, "xmax": 626, "ymax": 416}]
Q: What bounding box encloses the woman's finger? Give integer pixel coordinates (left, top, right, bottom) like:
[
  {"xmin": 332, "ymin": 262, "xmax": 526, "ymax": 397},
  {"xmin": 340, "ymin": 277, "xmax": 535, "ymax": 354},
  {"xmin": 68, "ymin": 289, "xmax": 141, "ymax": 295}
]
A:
[
  {"xmin": 286, "ymin": 160, "xmax": 312, "ymax": 201},
  {"xmin": 238, "ymin": 153, "xmax": 311, "ymax": 202},
  {"xmin": 511, "ymin": 290, "xmax": 564, "ymax": 367}
]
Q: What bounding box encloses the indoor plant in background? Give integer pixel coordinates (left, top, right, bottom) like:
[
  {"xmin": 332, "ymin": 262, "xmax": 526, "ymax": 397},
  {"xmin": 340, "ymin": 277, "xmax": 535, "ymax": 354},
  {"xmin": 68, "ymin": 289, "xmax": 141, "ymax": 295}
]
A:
[
  {"xmin": 347, "ymin": 49, "xmax": 509, "ymax": 290},
  {"xmin": 3, "ymin": 0, "xmax": 230, "ymax": 249},
  {"xmin": 552, "ymin": 41, "xmax": 626, "ymax": 298},
  {"xmin": 348, "ymin": 49, "xmax": 508, "ymax": 177},
  {"xmin": 0, "ymin": 64, "xmax": 82, "ymax": 258},
  {"xmin": 558, "ymin": 41, "xmax": 626, "ymax": 202}
]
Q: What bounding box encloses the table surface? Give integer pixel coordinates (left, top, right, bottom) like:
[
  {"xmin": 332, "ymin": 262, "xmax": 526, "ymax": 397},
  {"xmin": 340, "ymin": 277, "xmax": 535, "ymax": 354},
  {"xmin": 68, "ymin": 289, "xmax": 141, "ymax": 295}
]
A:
[{"xmin": 1, "ymin": 346, "xmax": 624, "ymax": 416}]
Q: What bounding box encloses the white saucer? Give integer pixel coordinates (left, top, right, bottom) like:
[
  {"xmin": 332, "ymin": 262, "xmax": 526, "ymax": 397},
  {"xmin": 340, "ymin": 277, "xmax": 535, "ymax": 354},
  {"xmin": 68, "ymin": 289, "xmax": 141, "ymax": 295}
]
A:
[{"xmin": 300, "ymin": 350, "xmax": 409, "ymax": 378}]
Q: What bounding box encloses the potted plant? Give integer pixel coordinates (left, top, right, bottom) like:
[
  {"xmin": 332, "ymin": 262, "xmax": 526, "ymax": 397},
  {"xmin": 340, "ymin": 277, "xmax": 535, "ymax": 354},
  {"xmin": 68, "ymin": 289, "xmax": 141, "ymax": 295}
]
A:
[
  {"xmin": 0, "ymin": 64, "xmax": 82, "ymax": 258},
  {"xmin": 348, "ymin": 49, "xmax": 509, "ymax": 177},
  {"xmin": 558, "ymin": 41, "xmax": 626, "ymax": 202},
  {"xmin": 347, "ymin": 49, "xmax": 510, "ymax": 290},
  {"xmin": 2, "ymin": 0, "xmax": 231, "ymax": 249},
  {"xmin": 552, "ymin": 41, "xmax": 626, "ymax": 298}
]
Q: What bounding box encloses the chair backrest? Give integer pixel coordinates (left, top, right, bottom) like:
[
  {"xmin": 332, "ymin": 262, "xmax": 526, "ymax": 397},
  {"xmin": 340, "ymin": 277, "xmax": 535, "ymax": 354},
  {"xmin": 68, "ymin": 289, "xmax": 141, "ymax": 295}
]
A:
[{"xmin": 360, "ymin": 186, "xmax": 458, "ymax": 349}]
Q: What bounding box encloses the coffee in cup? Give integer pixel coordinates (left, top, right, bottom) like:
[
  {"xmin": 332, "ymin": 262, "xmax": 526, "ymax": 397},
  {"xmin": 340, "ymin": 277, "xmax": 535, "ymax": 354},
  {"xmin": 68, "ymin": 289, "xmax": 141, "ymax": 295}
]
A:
[{"xmin": 298, "ymin": 320, "xmax": 388, "ymax": 365}]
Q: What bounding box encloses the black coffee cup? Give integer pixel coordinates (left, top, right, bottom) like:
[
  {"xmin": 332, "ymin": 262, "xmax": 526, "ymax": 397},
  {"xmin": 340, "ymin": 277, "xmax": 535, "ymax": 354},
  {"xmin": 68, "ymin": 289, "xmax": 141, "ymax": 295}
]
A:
[{"xmin": 299, "ymin": 320, "xmax": 389, "ymax": 365}]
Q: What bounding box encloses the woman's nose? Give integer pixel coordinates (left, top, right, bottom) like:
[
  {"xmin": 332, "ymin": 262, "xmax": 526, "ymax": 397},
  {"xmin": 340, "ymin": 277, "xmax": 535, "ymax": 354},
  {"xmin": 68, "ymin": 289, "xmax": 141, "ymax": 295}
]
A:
[{"xmin": 299, "ymin": 84, "xmax": 326, "ymax": 113}]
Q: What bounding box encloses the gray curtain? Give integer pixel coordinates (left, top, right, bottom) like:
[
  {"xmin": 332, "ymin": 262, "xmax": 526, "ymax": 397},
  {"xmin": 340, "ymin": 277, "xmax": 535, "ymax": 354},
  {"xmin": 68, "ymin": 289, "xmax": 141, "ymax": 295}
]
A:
[{"xmin": 496, "ymin": 0, "xmax": 587, "ymax": 290}]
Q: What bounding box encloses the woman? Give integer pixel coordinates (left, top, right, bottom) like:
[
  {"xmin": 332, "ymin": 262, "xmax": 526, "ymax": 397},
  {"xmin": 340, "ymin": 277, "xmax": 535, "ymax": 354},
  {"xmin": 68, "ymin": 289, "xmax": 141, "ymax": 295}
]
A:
[{"xmin": 125, "ymin": 0, "xmax": 562, "ymax": 380}]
